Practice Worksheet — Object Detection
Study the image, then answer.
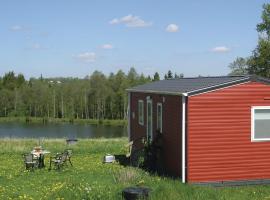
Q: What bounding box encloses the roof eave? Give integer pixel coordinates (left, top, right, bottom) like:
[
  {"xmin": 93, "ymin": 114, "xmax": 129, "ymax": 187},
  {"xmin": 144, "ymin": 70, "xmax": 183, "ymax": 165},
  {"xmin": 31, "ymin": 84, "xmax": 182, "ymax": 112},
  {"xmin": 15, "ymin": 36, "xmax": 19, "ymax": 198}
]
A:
[
  {"xmin": 186, "ymin": 77, "xmax": 251, "ymax": 96},
  {"xmin": 126, "ymin": 75, "xmax": 270, "ymax": 97},
  {"xmin": 250, "ymin": 75, "xmax": 270, "ymax": 84},
  {"xmin": 126, "ymin": 89, "xmax": 182, "ymax": 96}
]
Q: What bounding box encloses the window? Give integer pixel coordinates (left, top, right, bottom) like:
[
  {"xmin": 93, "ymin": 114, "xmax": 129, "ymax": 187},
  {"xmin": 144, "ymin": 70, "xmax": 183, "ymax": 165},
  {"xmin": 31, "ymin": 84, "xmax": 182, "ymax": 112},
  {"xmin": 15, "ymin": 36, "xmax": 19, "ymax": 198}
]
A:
[
  {"xmin": 251, "ymin": 106, "xmax": 270, "ymax": 141},
  {"xmin": 138, "ymin": 100, "xmax": 144, "ymax": 125},
  {"xmin": 147, "ymin": 99, "xmax": 153, "ymax": 141},
  {"xmin": 157, "ymin": 103, "xmax": 163, "ymax": 133}
]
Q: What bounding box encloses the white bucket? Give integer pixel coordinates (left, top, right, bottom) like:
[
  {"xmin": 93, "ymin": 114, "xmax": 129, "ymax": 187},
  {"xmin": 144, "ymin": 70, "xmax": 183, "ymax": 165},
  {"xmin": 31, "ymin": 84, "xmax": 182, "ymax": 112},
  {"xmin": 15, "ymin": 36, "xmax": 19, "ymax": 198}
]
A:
[{"xmin": 103, "ymin": 154, "xmax": 115, "ymax": 163}]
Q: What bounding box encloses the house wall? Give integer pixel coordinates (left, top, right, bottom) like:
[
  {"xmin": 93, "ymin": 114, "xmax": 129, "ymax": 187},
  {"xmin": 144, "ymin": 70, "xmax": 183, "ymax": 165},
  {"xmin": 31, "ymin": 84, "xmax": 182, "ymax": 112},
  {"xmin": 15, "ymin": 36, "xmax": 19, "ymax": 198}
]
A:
[
  {"xmin": 130, "ymin": 92, "xmax": 182, "ymax": 176},
  {"xmin": 187, "ymin": 81, "xmax": 270, "ymax": 183}
]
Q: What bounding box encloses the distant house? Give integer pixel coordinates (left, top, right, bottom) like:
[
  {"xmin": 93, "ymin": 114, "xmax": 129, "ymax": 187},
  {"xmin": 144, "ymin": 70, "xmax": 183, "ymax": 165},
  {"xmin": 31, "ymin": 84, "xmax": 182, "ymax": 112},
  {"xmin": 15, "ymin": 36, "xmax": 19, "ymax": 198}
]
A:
[{"xmin": 127, "ymin": 75, "xmax": 270, "ymax": 185}]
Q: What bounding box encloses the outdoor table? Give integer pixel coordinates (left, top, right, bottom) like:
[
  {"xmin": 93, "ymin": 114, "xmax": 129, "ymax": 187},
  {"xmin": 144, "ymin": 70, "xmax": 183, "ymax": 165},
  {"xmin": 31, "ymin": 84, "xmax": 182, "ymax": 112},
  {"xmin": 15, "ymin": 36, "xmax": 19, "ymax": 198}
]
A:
[{"xmin": 31, "ymin": 149, "xmax": 51, "ymax": 168}]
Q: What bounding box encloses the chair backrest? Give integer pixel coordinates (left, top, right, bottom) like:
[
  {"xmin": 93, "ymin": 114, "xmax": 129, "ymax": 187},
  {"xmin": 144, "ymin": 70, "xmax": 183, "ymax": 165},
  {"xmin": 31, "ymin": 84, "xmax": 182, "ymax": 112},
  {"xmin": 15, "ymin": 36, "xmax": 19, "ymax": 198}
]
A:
[
  {"xmin": 39, "ymin": 154, "xmax": 44, "ymax": 160},
  {"xmin": 125, "ymin": 141, "xmax": 133, "ymax": 157},
  {"xmin": 64, "ymin": 149, "xmax": 72, "ymax": 157},
  {"xmin": 59, "ymin": 152, "xmax": 68, "ymax": 164},
  {"xmin": 24, "ymin": 154, "xmax": 33, "ymax": 163}
]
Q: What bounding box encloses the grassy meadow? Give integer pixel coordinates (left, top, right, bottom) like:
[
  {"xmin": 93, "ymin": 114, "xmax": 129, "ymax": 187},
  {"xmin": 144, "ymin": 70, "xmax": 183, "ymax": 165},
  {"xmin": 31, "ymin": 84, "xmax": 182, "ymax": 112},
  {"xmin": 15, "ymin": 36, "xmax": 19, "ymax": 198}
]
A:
[{"xmin": 1, "ymin": 138, "xmax": 270, "ymax": 199}]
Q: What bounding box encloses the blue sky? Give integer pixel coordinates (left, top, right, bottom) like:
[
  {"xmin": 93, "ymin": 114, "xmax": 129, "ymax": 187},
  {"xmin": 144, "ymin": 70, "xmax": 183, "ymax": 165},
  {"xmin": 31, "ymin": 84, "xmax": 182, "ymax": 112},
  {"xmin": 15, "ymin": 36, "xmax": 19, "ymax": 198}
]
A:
[{"xmin": 0, "ymin": 0, "xmax": 268, "ymax": 79}]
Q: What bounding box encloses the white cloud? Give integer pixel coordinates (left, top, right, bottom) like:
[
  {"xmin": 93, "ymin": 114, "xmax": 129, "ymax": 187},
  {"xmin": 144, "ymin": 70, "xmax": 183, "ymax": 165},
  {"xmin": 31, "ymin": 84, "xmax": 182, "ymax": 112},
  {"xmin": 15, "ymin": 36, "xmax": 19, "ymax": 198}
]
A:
[
  {"xmin": 25, "ymin": 43, "xmax": 46, "ymax": 50},
  {"xmin": 101, "ymin": 44, "xmax": 113, "ymax": 49},
  {"xmin": 31, "ymin": 43, "xmax": 42, "ymax": 50},
  {"xmin": 166, "ymin": 24, "xmax": 179, "ymax": 32},
  {"xmin": 109, "ymin": 14, "xmax": 152, "ymax": 28},
  {"xmin": 10, "ymin": 25, "xmax": 23, "ymax": 31},
  {"xmin": 75, "ymin": 52, "xmax": 96, "ymax": 62},
  {"xmin": 109, "ymin": 18, "xmax": 119, "ymax": 25},
  {"xmin": 211, "ymin": 46, "xmax": 230, "ymax": 53}
]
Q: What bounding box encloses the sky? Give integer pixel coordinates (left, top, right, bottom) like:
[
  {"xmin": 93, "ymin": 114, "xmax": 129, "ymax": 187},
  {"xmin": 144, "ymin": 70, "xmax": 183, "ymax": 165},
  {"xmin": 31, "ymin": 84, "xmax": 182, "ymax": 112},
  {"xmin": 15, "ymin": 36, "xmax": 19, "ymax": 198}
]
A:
[{"xmin": 0, "ymin": 0, "xmax": 268, "ymax": 79}]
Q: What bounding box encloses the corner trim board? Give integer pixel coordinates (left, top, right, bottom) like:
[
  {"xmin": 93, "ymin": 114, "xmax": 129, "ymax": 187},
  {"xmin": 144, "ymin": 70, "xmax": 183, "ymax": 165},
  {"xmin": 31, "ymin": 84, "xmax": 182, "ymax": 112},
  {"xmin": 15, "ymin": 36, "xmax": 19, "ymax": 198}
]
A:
[{"xmin": 182, "ymin": 95, "xmax": 186, "ymax": 183}]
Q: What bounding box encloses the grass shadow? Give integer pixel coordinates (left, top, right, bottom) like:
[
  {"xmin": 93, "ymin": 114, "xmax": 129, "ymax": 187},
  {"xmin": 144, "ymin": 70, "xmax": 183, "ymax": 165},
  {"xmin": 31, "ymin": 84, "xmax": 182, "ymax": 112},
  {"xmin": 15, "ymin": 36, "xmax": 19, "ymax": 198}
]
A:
[
  {"xmin": 114, "ymin": 153, "xmax": 179, "ymax": 182},
  {"xmin": 114, "ymin": 154, "xmax": 130, "ymax": 167}
]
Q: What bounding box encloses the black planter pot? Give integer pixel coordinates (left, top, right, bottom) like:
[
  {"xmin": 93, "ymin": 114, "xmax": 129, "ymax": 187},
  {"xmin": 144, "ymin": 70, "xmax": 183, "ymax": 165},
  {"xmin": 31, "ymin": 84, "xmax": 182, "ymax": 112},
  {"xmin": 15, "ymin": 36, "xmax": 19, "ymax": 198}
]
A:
[{"xmin": 122, "ymin": 187, "xmax": 150, "ymax": 200}]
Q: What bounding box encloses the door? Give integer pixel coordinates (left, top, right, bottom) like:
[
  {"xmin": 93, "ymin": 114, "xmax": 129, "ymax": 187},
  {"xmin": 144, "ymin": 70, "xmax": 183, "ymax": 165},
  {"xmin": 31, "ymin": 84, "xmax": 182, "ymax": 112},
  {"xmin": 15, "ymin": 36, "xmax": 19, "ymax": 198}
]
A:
[{"xmin": 147, "ymin": 99, "xmax": 153, "ymax": 141}]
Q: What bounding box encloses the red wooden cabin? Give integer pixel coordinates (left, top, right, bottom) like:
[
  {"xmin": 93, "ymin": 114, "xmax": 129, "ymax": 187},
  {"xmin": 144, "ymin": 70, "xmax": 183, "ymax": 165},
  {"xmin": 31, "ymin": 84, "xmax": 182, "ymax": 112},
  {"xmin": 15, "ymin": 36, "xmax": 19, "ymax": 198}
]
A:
[{"xmin": 127, "ymin": 75, "xmax": 270, "ymax": 185}]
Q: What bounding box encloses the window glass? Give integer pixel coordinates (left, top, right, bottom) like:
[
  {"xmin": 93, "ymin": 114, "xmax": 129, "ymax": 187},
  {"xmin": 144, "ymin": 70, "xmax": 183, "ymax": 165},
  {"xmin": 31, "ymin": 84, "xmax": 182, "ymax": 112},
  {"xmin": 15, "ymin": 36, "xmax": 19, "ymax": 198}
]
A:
[
  {"xmin": 138, "ymin": 100, "xmax": 144, "ymax": 125},
  {"xmin": 147, "ymin": 100, "xmax": 152, "ymax": 141},
  {"xmin": 157, "ymin": 103, "xmax": 162, "ymax": 133},
  {"xmin": 254, "ymin": 109, "xmax": 270, "ymax": 139}
]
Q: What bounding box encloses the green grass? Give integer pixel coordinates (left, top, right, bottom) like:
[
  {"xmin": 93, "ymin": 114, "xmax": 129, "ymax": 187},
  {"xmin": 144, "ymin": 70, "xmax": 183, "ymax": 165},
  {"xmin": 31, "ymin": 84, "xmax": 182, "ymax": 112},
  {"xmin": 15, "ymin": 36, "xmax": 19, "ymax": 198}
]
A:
[
  {"xmin": 1, "ymin": 138, "xmax": 270, "ymax": 199},
  {"xmin": 0, "ymin": 117, "xmax": 127, "ymax": 126}
]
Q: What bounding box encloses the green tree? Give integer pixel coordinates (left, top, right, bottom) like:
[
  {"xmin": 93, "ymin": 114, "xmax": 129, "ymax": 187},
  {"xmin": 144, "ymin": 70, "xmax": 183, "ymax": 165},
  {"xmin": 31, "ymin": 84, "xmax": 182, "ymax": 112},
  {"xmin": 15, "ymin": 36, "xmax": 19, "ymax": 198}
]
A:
[
  {"xmin": 127, "ymin": 67, "xmax": 139, "ymax": 86},
  {"xmin": 248, "ymin": 38, "xmax": 270, "ymax": 77},
  {"xmin": 16, "ymin": 74, "xmax": 25, "ymax": 87},
  {"xmin": 247, "ymin": 4, "xmax": 270, "ymax": 77},
  {"xmin": 3, "ymin": 71, "xmax": 16, "ymax": 90},
  {"xmin": 0, "ymin": 77, "xmax": 2, "ymax": 90},
  {"xmin": 257, "ymin": 4, "xmax": 270, "ymax": 39},
  {"xmin": 138, "ymin": 73, "xmax": 149, "ymax": 85},
  {"xmin": 0, "ymin": 89, "xmax": 14, "ymax": 116},
  {"xmin": 153, "ymin": 72, "xmax": 160, "ymax": 81},
  {"xmin": 164, "ymin": 74, "xmax": 168, "ymax": 80},
  {"xmin": 228, "ymin": 57, "xmax": 249, "ymax": 75},
  {"xmin": 0, "ymin": 68, "xmax": 153, "ymax": 119},
  {"xmin": 90, "ymin": 71, "xmax": 108, "ymax": 119},
  {"xmin": 113, "ymin": 70, "xmax": 128, "ymax": 119},
  {"xmin": 167, "ymin": 70, "xmax": 173, "ymax": 79}
]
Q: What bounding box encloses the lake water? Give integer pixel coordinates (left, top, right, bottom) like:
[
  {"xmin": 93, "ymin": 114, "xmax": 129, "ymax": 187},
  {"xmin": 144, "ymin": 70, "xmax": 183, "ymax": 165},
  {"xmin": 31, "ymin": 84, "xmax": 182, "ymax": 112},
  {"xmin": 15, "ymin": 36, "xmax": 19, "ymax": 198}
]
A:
[{"xmin": 0, "ymin": 123, "xmax": 127, "ymax": 138}]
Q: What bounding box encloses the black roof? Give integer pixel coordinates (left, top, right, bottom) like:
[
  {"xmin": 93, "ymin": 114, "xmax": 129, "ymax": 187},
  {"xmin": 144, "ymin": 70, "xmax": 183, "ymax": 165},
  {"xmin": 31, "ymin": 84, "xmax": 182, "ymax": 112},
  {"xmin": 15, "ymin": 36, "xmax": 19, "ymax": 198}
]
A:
[{"xmin": 127, "ymin": 75, "xmax": 270, "ymax": 96}]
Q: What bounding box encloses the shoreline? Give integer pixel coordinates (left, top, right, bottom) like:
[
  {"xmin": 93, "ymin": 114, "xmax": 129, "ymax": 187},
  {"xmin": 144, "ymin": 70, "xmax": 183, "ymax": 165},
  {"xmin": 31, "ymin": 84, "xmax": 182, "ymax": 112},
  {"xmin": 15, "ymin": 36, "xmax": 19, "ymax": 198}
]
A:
[
  {"xmin": 0, "ymin": 137, "xmax": 128, "ymax": 141},
  {"xmin": 0, "ymin": 117, "xmax": 127, "ymax": 126}
]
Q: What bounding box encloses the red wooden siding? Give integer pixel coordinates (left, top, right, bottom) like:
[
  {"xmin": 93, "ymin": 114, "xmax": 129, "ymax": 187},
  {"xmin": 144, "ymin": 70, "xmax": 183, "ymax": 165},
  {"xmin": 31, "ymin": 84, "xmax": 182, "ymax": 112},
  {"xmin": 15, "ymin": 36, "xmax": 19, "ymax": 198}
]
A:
[
  {"xmin": 130, "ymin": 92, "xmax": 182, "ymax": 176},
  {"xmin": 187, "ymin": 82, "xmax": 270, "ymax": 183}
]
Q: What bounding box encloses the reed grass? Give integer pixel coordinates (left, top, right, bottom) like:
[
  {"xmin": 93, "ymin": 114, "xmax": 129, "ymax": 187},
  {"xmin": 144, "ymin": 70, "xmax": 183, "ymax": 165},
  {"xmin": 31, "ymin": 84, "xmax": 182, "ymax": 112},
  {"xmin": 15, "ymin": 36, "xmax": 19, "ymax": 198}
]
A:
[{"xmin": 0, "ymin": 117, "xmax": 127, "ymax": 126}]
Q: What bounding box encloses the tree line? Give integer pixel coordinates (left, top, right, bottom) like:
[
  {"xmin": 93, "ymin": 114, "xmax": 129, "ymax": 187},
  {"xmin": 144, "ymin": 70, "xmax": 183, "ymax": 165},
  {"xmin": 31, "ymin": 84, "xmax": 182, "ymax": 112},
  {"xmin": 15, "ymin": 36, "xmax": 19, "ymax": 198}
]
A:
[
  {"xmin": 0, "ymin": 69, "xmax": 182, "ymax": 120},
  {"xmin": 229, "ymin": 3, "xmax": 270, "ymax": 77}
]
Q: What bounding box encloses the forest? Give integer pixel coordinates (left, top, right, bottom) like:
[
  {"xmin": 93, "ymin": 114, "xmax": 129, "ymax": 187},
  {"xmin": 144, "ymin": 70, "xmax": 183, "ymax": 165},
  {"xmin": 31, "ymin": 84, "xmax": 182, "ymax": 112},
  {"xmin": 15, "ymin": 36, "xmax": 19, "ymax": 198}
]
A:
[{"xmin": 0, "ymin": 68, "xmax": 172, "ymax": 120}]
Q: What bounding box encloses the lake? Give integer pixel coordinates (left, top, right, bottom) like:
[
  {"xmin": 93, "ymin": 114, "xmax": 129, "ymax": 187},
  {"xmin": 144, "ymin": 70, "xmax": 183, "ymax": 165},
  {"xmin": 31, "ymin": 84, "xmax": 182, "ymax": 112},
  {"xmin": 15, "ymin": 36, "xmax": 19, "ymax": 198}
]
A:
[{"xmin": 0, "ymin": 123, "xmax": 127, "ymax": 138}]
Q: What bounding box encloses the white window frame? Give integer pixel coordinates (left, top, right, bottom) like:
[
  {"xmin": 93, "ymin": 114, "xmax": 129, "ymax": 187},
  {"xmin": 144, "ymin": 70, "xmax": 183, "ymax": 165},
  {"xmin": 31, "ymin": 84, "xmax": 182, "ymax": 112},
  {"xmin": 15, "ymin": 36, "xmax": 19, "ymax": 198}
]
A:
[
  {"xmin": 251, "ymin": 106, "xmax": 270, "ymax": 142},
  {"xmin": 157, "ymin": 103, "xmax": 163, "ymax": 133},
  {"xmin": 138, "ymin": 100, "xmax": 144, "ymax": 126}
]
